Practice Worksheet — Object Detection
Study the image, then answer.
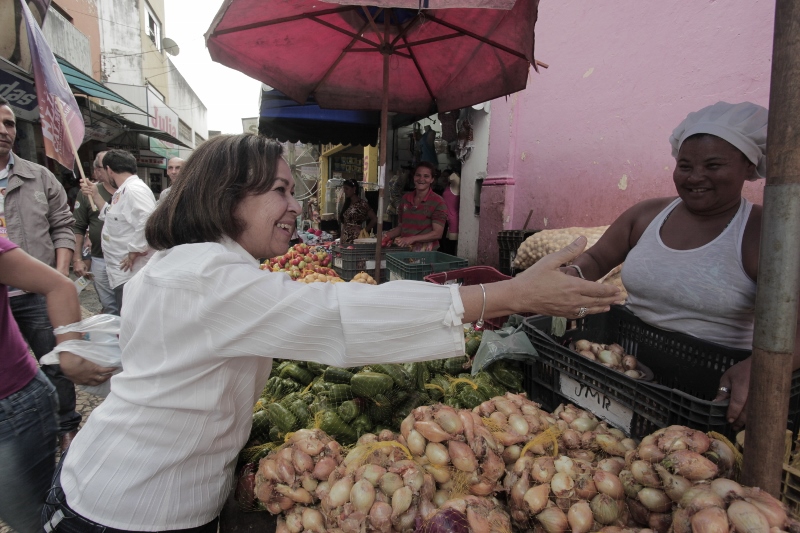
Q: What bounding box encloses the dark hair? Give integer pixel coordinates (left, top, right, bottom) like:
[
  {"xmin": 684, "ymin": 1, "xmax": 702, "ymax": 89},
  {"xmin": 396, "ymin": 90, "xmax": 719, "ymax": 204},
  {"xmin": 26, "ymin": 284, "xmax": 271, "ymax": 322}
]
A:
[
  {"xmin": 146, "ymin": 134, "xmax": 284, "ymax": 250},
  {"xmin": 413, "ymin": 161, "xmax": 437, "ymax": 175},
  {"xmin": 339, "ymin": 179, "xmax": 363, "ymax": 223},
  {"xmin": 103, "ymin": 149, "xmax": 138, "ymax": 175}
]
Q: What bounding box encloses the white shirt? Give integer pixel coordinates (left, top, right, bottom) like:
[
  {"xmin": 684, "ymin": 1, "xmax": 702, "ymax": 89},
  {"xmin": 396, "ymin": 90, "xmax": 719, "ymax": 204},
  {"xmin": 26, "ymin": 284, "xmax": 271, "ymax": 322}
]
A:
[
  {"xmin": 61, "ymin": 238, "xmax": 465, "ymax": 531},
  {"xmin": 99, "ymin": 175, "xmax": 156, "ymax": 288}
]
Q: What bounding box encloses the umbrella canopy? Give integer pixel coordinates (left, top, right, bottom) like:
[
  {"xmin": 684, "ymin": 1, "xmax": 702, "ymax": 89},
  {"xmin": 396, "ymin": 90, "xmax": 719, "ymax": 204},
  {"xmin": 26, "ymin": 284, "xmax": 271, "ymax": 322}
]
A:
[{"xmin": 206, "ymin": 0, "xmax": 538, "ymax": 116}]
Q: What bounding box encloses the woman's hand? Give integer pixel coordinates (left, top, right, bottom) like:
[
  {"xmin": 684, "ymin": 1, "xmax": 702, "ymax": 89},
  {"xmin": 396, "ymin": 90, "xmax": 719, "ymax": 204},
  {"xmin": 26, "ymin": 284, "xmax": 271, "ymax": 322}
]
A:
[
  {"xmin": 59, "ymin": 351, "xmax": 117, "ymax": 386},
  {"xmin": 510, "ymin": 237, "xmax": 625, "ymax": 318},
  {"xmin": 715, "ymin": 357, "xmax": 751, "ymax": 430}
]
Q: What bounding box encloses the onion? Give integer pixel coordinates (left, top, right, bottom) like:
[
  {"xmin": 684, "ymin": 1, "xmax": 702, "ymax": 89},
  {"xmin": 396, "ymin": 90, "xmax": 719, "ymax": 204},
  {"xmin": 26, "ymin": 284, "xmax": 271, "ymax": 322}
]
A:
[
  {"xmin": 554, "ymin": 456, "xmax": 575, "ymax": 475},
  {"xmin": 503, "ymin": 445, "xmax": 522, "ymax": 464},
  {"xmin": 448, "ymin": 440, "xmax": 478, "ymax": 472},
  {"xmin": 523, "ymin": 482, "xmax": 551, "ymax": 514},
  {"xmin": 570, "ymin": 416, "xmax": 600, "ymax": 432},
  {"xmin": 653, "ymin": 464, "xmax": 691, "ymax": 502},
  {"xmin": 531, "ymin": 456, "xmax": 556, "ymax": 483},
  {"xmin": 551, "ymin": 472, "xmax": 576, "ymax": 498},
  {"xmin": 418, "ymin": 508, "xmax": 470, "ymax": 533},
  {"xmin": 691, "ymin": 506, "xmax": 730, "ymax": 533},
  {"xmin": 285, "ymin": 511, "xmax": 303, "ymax": 533},
  {"xmin": 596, "ymin": 434, "xmax": 628, "ymax": 457},
  {"xmin": 637, "ymin": 443, "xmax": 666, "ymax": 463},
  {"xmin": 561, "ymin": 429, "xmax": 582, "ymax": 449},
  {"xmin": 568, "ymin": 449, "xmax": 596, "ymax": 463},
  {"xmin": 276, "ymin": 458, "xmax": 295, "ymax": 485},
  {"xmin": 400, "ymin": 413, "xmax": 415, "ymax": 441},
  {"xmin": 625, "ymin": 370, "xmax": 645, "ymax": 379},
  {"xmin": 434, "ymin": 407, "xmax": 464, "ymax": 435},
  {"xmin": 369, "ymin": 501, "xmax": 393, "ymax": 532},
  {"xmin": 593, "ymin": 470, "xmax": 624, "ymax": 500},
  {"xmin": 596, "ymin": 457, "xmax": 625, "ymax": 476},
  {"xmin": 423, "ymin": 464, "xmax": 451, "ymax": 484},
  {"xmin": 274, "ymin": 485, "xmax": 313, "ymax": 505},
  {"xmin": 590, "ymin": 343, "xmax": 604, "ymax": 355},
  {"xmin": 391, "ymin": 486, "xmax": 412, "ymax": 518},
  {"xmin": 707, "ymin": 438, "xmax": 736, "ymax": 478},
  {"xmin": 432, "ymin": 490, "xmax": 449, "ymax": 508},
  {"xmin": 425, "ymin": 442, "xmax": 450, "ymax": 466},
  {"xmin": 575, "ymin": 339, "xmax": 592, "ymax": 352},
  {"xmin": 312, "ymin": 456, "xmax": 338, "ymax": 481},
  {"xmin": 608, "ymin": 427, "xmax": 627, "ymax": 440},
  {"xmin": 508, "ymin": 413, "xmax": 530, "ymax": 436},
  {"xmin": 350, "ymin": 479, "xmax": 375, "ymax": 514},
  {"xmin": 300, "ymin": 474, "xmax": 318, "ymax": 493},
  {"xmin": 648, "ymin": 512, "xmax": 673, "ymax": 533},
  {"xmin": 598, "ymin": 350, "xmax": 622, "ymax": 366},
  {"xmin": 631, "ymin": 460, "xmax": 661, "ymax": 488},
  {"xmin": 663, "ymin": 450, "xmax": 718, "ymax": 481},
  {"xmin": 301, "ymin": 508, "xmax": 325, "ymax": 533},
  {"xmin": 619, "ymin": 469, "xmax": 643, "ymax": 499},
  {"xmin": 379, "ymin": 472, "xmax": 404, "ymax": 497},
  {"xmin": 590, "ymin": 493, "xmax": 621, "ymax": 525},
  {"xmin": 575, "ymin": 473, "xmax": 598, "ymax": 500},
  {"xmin": 680, "ymin": 485, "xmax": 724, "ymax": 514},
  {"xmin": 728, "ymin": 500, "xmax": 770, "ymax": 533},
  {"xmin": 414, "ymin": 421, "xmax": 451, "ymax": 443},
  {"xmin": 291, "ymin": 448, "xmax": 314, "ymax": 473},
  {"xmin": 638, "ymin": 487, "xmax": 672, "ymax": 513},
  {"xmin": 406, "ymin": 430, "xmax": 427, "ymax": 456},
  {"xmin": 710, "ymin": 477, "xmax": 744, "ymax": 501},
  {"xmin": 745, "ymin": 488, "xmax": 788, "ymax": 529},
  {"xmin": 608, "ymin": 343, "xmax": 625, "ymax": 355},
  {"xmin": 622, "ymin": 354, "xmax": 638, "ymax": 370},
  {"xmin": 326, "ymin": 475, "xmax": 354, "ymax": 508},
  {"xmin": 580, "ymin": 350, "xmax": 597, "ymax": 360},
  {"xmin": 537, "ymin": 506, "xmax": 569, "ymax": 533},
  {"xmin": 672, "ymin": 508, "xmax": 692, "ymax": 533},
  {"xmin": 568, "ymin": 500, "xmax": 594, "ymax": 533}
]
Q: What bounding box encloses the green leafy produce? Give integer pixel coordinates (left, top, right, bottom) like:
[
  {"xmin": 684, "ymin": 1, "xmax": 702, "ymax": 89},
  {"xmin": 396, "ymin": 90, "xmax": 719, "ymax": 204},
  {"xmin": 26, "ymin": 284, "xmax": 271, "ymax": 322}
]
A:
[{"xmin": 350, "ymin": 371, "xmax": 394, "ymax": 398}]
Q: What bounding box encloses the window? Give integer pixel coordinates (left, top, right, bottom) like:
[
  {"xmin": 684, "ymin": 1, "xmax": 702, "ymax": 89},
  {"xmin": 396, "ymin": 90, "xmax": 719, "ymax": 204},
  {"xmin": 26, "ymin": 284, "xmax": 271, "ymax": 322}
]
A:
[
  {"xmin": 195, "ymin": 132, "xmax": 205, "ymax": 147},
  {"xmin": 145, "ymin": 4, "xmax": 162, "ymax": 51},
  {"xmin": 178, "ymin": 119, "xmax": 192, "ymax": 143}
]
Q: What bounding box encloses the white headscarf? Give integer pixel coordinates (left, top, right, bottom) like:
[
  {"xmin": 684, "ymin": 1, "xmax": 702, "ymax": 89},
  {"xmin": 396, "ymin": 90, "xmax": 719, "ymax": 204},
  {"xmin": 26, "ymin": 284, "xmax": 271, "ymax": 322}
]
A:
[{"xmin": 669, "ymin": 101, "xmax": 768, "ymax": 180}]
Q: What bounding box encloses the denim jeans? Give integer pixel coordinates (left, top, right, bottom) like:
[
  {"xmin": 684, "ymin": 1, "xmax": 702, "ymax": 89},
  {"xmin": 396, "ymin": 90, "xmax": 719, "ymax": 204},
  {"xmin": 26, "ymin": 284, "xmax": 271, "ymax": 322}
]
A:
[
  {"xmin": 0, "ymin": 370, "xmax": 59, "ymax": 533},
  {"xmin": 43, "ymin": 455, "xmax": 220, "ymax": 533},
  {"xmin": 90, "ymin": 257, "xmax": 119, "ymax": 316},
  {"xmin": 10, "ymin": 293, "xmax": 82, "ymax": 434}
]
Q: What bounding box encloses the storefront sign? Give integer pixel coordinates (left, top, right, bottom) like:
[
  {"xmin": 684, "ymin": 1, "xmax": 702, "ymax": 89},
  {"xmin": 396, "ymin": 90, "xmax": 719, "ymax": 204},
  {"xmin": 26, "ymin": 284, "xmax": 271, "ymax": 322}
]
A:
[
  {"xmin": 135, "ymin": 155, "xmax": 165, "ymax": 167},
  {"xmin": 147, "ymin": 86, "xmax": 180, "ymax": 158},
  {"xmin": 0, "ymin": 69, "xmax": 38, "ymax": 120},
  {"xmin": 558, "ymin": 374, "xmax": 634, "ymax": 434},
  {"xmin": 242, "ymin": 117, "xmax": 258, "ymax": 134}
]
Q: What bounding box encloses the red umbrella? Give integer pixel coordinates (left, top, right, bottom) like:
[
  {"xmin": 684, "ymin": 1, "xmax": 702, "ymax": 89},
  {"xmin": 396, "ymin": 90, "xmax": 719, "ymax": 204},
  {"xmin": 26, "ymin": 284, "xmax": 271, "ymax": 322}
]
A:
[{"xmin": 206, "ymin": 0, "xmax": 540, "ymax": 278}]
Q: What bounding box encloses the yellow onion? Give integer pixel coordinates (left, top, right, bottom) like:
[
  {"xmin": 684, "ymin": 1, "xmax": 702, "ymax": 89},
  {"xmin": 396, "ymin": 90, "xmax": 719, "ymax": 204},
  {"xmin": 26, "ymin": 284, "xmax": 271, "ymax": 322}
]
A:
[
  {"xmin": 653, "ymin": 464, "xmax": 691, "ymax": 502},
  {"xmin": 608, "ymin": 343, "xmax": 625, "ymax": 355},
  {"xmin": 537, "ymin": 505, "xmax": 569, "ymax": 533},
  {"xmin": 680, "ymin": 485, "xmax": 724, "ymax": 514},
  {"xmin": 508, "ymin": 413, "xmax": 530, "ymax": 436},
  {"xmin": 356, "ymin": 464, "xmax": 386, "ymax": 487},
  {"xmin": 637, "ymin": 487, "xmax": 672, "ymax": 513},
  {"xmin": 433, "ymin": 407, "xmax": 463, "ymax": 435},
  {"xmin": 568, "ymin": 449, "xmax": 596, "ymax": 463},
  {"xmin": 326, "ymin": 475, "xmax": 354, "ymax": 508},
  {"xmin": 300, "ymin": 508, "xmax": 325, "ymax": 533},
  {"xmin": 414, "ymin": 421, "xmax": 451, "ymax": 443},
  {"xmin": 744, "ymin": 488, "xmax": 788, "ymax": 529},
  {"xmin": 648, "ymin": 512, "xmax": 672, "ymax": 533},
  {"xmin": 599, "ymin": 350, "xmax": 622, "ymax": 366},
  {"xmin": 626, "ymin": 497, "xmax": 650, "ymax": 526},
  {"xmin": 432, "ymin": 490, "xmax": 449, "ymax": 508},
  {"xmin": 378, "ymin": 472, "xmax": 404, "ymax": 497},
  {"xmin": 596, "ymin": 434, "xmax": 629, "ymax": 457},
  {"xmin": 570, "ymin": 416, "xmax": 600, "ymax": 433},
  {"xmin": 575, "ymin": 473, "xmax": 599, "ymax": 500},
  {"xmin": 449, "ymin": 440, "xmax": 478, "ymax": 472},
  {"xmin": 423, "ymin": 464, "xmax": 451, "ymax": 484},
  {"xmin": 551, "ymin": 472, "xmax": 576, "ymax": 498},
  {"xmin": 425, "ymin": 442, "xmax": 450, "ymax": 466},
  {"xmin": 390, "ymin": 486, "xmax": 413, "ymax": 519},
  {"xmin": 562, "ymin": 429, "xmax": 583, "ymax": 449},
  {"xmin": 710, "ymin": 477, "xmax": 744, "ymax": 501},
  {"xmin": 622, "ymin": 355, "xmax": 638, "ymax": 371},
  {"xmin": 727, "ymin": 501, "xmax": 770, "ymax": 533},
  {"xmin": 672, "ymin": 508, "xmax": 692, "ymax": 533},
  {"xmin": 590, "ymin": 493, "xmax": 621, "ymax": 525},
  {"xmin": 662, "ymin": 450, "xmax": 718, "ymax": 481},
  {"xmin": 637, "ymin": 444, "xmax": 666, "ymax": 463},
  {"xmin": 407, "ymin": 430, "xmax": 427, "ymax": 456},
  {"xmin": 706, "ymin": 438, "xmax": 736, "ymax": 478},
  {"xmin": 618, "ymin": 470, "xmax": 642, "ymax": 500},
  {"xmin": 593, "ymin": 470, "xmax": 624, "ymax": 500},
  {"xmin": 691, "ymin": 507, "xmax": 730, "ymax": 533},
  {"xmin": 575, "ymin": 340, "xmax": 592, "ymax": 352},
  {"xmin": 631, "ymin": 460, "xmax": 661, "ymax": 488},
  {"xmin": 522, "ymin": 482, "xmax": 550, "ymax": 514},
  {"xmin": 568, "ymin": 500, "xmax": 594, "ymax": 533},
  {"xmin": 531, "ymin": 456, "xmax": 556, "ymax": 483},
  {"xmin": 597, "ymin": 457, "xmax": 626, "ymax": 476},
  {"xmin": 350, "ymin": 479, "xmax": 375, "ymax": 514}
]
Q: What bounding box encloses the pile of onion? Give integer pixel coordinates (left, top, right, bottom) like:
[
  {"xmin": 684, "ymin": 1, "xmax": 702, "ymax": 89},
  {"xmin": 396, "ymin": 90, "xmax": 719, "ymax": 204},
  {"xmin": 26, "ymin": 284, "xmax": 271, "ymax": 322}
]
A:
[
  {"xmin": 416, "ymin": 495, "xmax": 511, "ymax": 533},
  {"xmin": 400, "ymin": 404, "xmax": 506, "ymax": 497},
  {"xmin": 255, "ymin": 428, "xmax": 343, "ymax": 514},
  {"xmin": 322, "ymin": 431, "xmax": 437, "ymax": 533},
  {"xmin": 553, "ymin": 404, "xmax": 638, "ymax": 464},
  {"xmin": 474, "ymin": 392, "xmax": 559, "ymax": 464},
  {"xmin": 572, "ymin": 340, "xmax": 645, "ymax": 380}
]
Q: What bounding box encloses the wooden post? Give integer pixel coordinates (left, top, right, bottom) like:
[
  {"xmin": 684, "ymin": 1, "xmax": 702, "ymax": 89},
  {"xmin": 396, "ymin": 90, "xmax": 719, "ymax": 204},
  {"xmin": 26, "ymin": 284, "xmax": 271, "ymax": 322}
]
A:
[
  {"xmin": 373, "ymin": 13, "xmax": 390, "ymax": 282},
  {"xmin": 741, "ymin": 0, "xmax": 800, "ymax": 495},
  {"xmin": 56, "ymin": 98, "xmax": 97, "ymax": 211}
]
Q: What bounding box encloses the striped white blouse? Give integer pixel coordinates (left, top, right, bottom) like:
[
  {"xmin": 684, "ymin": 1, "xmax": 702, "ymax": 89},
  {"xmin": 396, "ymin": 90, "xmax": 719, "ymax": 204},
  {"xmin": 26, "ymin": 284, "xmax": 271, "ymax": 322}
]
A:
[{"xmin": 60, "ymin": 237, "xmax": 465, "ymax": 531}]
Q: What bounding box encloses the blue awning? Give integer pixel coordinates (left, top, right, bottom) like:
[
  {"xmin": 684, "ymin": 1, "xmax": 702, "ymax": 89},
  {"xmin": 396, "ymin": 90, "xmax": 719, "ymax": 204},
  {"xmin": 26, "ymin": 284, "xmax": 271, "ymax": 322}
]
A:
[{"xmin": 56, "ymin": 56, "xmax": 144, "ymax": 112}]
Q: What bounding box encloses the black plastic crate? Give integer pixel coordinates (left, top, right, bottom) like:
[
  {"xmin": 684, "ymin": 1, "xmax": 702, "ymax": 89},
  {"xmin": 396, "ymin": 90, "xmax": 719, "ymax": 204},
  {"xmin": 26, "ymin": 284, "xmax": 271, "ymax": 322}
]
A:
[
  {"xmin": 386, "ymin": 251, "xmax": 468, "ymax": 281},
  {"xmin": 330, "ymin": 244, "xmax": 407, "ymax": 282},
  {"xmin": 497, "ymin": 229, "xmax": 540, "ymax": 276},
  {"xmin": 521, "ymin": 306, "xmax": 800, "ymax": 439}
]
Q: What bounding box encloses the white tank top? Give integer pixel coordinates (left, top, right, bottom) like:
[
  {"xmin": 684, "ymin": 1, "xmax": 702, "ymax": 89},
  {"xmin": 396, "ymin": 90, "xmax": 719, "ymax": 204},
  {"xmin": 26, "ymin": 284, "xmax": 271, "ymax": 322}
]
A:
[{"xmin": 622, "ymin": 198, "xmax": 756, "ymax": 350}]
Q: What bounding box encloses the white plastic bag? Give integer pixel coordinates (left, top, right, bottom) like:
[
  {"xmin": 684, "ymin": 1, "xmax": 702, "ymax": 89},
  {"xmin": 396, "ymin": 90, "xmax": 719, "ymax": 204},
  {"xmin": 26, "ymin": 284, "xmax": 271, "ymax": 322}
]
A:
[{"xmin": 41, "ymin": 314, "xmax": 122, "ymax": 397}]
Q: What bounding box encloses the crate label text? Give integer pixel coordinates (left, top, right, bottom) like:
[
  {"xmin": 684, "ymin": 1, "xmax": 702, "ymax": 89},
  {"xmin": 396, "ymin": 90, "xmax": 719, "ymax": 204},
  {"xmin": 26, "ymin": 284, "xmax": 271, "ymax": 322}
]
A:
[{"xmin": 559, "ymin": 374, "xmax": 633, "ymax": 433}]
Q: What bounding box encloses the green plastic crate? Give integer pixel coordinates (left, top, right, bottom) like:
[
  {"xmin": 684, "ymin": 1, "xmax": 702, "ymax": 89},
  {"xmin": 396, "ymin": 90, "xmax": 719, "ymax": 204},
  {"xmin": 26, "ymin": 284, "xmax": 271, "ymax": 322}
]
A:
[{"xmin": 385, "ymin": 251, "xmax": 468, "ymax": 281}]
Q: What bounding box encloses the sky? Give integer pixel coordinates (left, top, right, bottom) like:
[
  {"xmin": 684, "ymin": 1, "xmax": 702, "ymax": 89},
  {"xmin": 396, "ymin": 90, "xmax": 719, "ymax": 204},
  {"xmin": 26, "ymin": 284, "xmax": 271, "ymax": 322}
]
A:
[{"xmin": 164, "ymin": 0, "xmax": 263, "ymax": 135}]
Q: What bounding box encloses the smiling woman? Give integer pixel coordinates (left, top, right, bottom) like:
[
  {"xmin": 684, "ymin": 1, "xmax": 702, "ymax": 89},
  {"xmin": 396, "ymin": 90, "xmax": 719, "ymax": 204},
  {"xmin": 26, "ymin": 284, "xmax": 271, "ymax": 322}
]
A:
[
  {"xmin": 565, "ymin": 101, "xmax": 800, "ymax": 431},
  {"xmin": 45, "ymin": 133, "xmax": 622, "ymax": 533}
]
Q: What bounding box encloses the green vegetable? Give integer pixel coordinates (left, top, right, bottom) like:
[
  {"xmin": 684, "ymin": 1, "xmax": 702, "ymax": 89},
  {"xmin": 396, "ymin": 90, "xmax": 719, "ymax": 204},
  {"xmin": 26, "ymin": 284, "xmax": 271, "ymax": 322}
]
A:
[
  {"xmin": 369, "ymin": 364, "xmax": 412, "ymax": 391},
  {"xmin": 318, "ymin": 410, "xmax": 357, "ymax": 445},
  {"xmin": 443, "ymin": 356, "xmax": 468, "ymax": 375},
  {"xmin": 251, "ymin": 410, "xmax": 271, "ymax": 437},
  {"xmin": 366, "ymin": 394, "xmax": 393, "ymax": 424},
  {"xmin": 337, "ymin": 400, "xmax": 360, "ymax": 423},
  {"xmin": 269, "ymin": 425, "xmax": 281, "ymax": 442},
  {"xmin": 350, "ymin": 371, "xmax": 394, "ymax": 398},
  {"xmin": 326, "ymin": 384, "xmax": 353, "ymax": 403},
  {"xmin": 465, "ymin": 335, "xmax": 482, "ymax": 357},
  {"xmin": 288, "ymin": 399, "xmax": 311, "ymax": 426},
  {"xmin": 310, "ymin": 379, "xmax": 331, "ymax": 395},
  {"xmin": 279, "ymin": 363, "xmax": 314, "ymax": 386},
  {"xmin": 488, "ymin": 363, "xmax": 523, "ymax": 392},
  {"xmin": 306, "ymin": 362, "xmax": 328, "ymax": 376},
  {"xmin": 351, "ymin": 414, "xmax": 372, "ymax": 437},
  {"xmin": 427, "ymin": 359, "xmax": 445, "ymax": 374},
  {"xmin": 406, "ymin": 362, "xmax": 430, "ymax": 392},
  {"xmin": 323, "ymin": 367, "xmax": 354, "ymax": 385},
  {"xmin": 267, "ymin": 402, "xmax": 297, "ymax": 434}
]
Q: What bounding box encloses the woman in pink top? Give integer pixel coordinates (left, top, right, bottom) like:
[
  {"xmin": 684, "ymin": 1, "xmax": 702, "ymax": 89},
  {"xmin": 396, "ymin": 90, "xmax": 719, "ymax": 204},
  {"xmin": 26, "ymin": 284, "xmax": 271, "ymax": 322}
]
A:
[{"xmin": 0, "ymin": 240, "xmax": 112, "ymax": 533}]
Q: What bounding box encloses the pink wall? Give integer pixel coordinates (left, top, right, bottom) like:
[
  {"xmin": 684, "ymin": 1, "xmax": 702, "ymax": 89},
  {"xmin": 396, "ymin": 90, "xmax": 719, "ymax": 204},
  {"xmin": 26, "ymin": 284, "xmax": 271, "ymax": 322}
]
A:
[{"xmin": 487, "ymin": 0, "xmax": 773, "ymax": 231}]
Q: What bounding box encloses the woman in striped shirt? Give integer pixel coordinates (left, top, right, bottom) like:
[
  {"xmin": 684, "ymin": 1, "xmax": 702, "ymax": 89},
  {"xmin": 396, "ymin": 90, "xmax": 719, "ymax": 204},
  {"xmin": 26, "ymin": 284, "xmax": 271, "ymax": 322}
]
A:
[{"xmin": 384, "ymin": 162, "xmax": 448, "ymax": 251}]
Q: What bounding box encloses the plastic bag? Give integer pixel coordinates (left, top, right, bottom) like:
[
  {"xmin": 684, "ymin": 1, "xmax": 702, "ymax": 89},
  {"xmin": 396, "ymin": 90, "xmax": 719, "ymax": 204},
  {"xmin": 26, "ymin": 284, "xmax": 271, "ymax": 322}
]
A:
[
  {"xmin": 471, "ymin": 315, "xmax": 538, "ymax": 375},
  {"xmin": 40, "ymin": 314, "xmax": 122, "ymax": 397}
]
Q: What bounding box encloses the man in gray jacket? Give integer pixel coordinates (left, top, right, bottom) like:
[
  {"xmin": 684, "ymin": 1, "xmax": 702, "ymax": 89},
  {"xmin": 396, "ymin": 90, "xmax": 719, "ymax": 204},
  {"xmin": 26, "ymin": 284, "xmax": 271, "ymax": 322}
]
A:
[{"xmin": 0, "ymin": 95, "xmax": 81, "ymax": 449}]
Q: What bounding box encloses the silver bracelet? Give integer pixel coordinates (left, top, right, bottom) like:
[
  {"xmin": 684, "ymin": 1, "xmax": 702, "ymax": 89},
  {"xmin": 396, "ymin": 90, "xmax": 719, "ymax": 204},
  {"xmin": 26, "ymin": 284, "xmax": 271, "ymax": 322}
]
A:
[
  {"xmin": 476, "ymin": 283, "xmax": 486, "ymax": 329},
  {"xmin": 568, "ymin": 264, "xmax": 586, "ymax": 279}
]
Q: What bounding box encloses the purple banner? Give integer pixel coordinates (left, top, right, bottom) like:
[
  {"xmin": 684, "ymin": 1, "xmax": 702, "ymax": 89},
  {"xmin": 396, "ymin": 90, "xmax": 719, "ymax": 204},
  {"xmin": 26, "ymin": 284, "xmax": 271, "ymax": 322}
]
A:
[{"xmin": 19, "ymin": 0, "xmax": 84, "ymax": 169}]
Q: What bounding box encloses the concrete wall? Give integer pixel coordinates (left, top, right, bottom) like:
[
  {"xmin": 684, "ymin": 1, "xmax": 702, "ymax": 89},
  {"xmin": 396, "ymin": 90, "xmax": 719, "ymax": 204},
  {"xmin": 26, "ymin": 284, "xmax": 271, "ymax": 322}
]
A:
[
  {"xmin": 166, "ymin": 57, "xmax": 207, "ymax": 158},
  {"xmin": 96, "ymin": 0, "xmax": 142, "ymax": 85},
  {"xmin": 139, "ymin": 0, "xmax": 169, "ymax": 102},
  {"xmin": 43, "ymin": 7, "xmax": 91, "ymax": 75},
  {"xmin": 458, "ymin": 108, "xmax": 490, "ymax": 265},
  {"xmin": 48, "ymin": 0, "xmax": 102, "ymax": 79},
  {"xmin": 487, "ymin": 0, "xmax": 772, "ymax": 232}
]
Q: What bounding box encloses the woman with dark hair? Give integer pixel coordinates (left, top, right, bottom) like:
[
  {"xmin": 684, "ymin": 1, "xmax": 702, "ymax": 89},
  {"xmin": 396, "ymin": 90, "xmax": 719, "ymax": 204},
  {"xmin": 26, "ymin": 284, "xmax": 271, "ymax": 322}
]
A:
[
  {"xmin": 383, "ymin": 161, "xmax": 447, "ymax": 251},
  {"xmin": 338, "ymin": 178, "xmax": 377, "ymax": 244},
  {"xmin": 45, "ymin": 134, "xmax": 621, "ymax": 533}
]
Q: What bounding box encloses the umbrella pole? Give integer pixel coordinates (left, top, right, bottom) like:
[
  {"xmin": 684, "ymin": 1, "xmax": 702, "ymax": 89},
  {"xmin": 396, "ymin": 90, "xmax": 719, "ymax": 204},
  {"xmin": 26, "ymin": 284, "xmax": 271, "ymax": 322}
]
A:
[
  {"xmin": 741, "ymin": 0, "xmax": 800, "ymax": 495},
  {"xmin": 374, "ymin": 15, "xmax": 390, "ymax": 282}
]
